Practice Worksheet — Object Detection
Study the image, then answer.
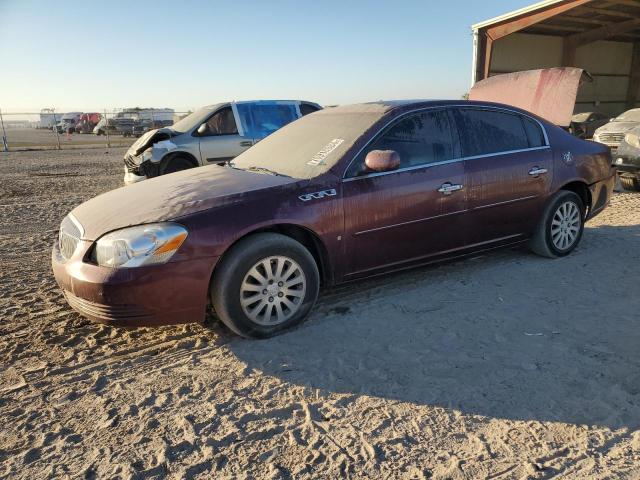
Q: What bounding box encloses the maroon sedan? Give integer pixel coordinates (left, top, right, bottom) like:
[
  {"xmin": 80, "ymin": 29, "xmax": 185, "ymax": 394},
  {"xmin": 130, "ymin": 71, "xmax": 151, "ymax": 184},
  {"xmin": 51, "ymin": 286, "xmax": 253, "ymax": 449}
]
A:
[{"xmin": 53, "ymin": 96, "xmax": 615, "ymax": 337}]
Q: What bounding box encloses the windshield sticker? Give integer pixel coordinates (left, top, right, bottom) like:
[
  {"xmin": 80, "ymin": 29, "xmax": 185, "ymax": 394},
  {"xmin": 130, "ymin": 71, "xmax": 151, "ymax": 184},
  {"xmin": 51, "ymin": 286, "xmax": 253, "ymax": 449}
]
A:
[{"xmin": 307, "ymin": 138, "xmax": 344, "ymax": 166}]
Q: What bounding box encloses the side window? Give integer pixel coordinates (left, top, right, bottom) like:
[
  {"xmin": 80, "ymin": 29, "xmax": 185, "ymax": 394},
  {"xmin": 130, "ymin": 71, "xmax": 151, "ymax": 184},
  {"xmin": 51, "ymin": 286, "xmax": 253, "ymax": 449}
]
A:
[
  {"xmin": 233, "ymin": 103, "xmax": 299, "ymax": 139},
  {"xmin": 300, "ymin": 103, "xmax": 320, "ymax": 116},
  {"xmin": 454, "ymin": 109, "xmax": 530, "ymax": 157},
  {"xmin": 250, "ymin": 104, "xmax": 298, "ymax": 136},
  {"xmin": 346, "ymin": 110, "xmax": 454, "ymax": 177},
  {"xmin": 203, "ymin": 107, "xmax": 238, "ymax": 136},
  {"xmin": 522, "ymin": 116, "xmax": 545, "ymax": 148}
]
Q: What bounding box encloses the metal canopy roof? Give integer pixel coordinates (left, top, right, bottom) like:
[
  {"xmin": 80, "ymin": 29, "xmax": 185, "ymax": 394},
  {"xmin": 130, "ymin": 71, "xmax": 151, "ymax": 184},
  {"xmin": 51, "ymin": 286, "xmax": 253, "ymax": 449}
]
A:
[
  {"xmin": 473, "ymin": 0, "xmax": 640, "ymax": 43},
  {"xmin": 472, "ymin": 0, "xmax": 640, "ymax": 86}
]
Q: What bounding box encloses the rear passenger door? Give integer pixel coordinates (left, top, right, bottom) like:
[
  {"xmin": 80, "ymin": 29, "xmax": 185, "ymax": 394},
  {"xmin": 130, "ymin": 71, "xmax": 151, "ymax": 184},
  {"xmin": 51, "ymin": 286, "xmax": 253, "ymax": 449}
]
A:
[{"xmin": 452, "ymin": 107, "xmax": 552, "ymax": 246}]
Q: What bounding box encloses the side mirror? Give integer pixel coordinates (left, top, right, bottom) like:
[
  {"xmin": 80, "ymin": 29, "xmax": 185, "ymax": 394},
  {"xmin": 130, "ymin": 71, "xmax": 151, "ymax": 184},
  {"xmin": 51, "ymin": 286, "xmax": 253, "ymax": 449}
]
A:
[
  {"xmin": 197, "ymin": 123, "xmax": 208, "ymax": 135},
  {"xmin": 365, "ymin": 150, "xmax": 400, "ymax": 172}
]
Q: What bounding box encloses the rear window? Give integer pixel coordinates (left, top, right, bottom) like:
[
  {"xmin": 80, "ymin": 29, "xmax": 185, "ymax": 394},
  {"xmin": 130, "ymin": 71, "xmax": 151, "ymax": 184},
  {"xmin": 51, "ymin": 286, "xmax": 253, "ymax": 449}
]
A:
[
  {"xmin": 454, "ymin": 109, "xmax": 531, "ymax": 157},
  {"xmin": 300, "ymin": 103, "xmax": 320, "ymax": 116}
]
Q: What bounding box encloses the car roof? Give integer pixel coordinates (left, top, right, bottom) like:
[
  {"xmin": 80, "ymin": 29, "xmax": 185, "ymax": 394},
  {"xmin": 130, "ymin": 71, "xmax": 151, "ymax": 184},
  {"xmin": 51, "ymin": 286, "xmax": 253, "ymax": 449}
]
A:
[
  {"xmin": 201, "ymin": 100, "xmax": 321, "ymax": 111},
  {"xmin": 320, "ymin": 99, "xmax": 541, "ymax": 117}
]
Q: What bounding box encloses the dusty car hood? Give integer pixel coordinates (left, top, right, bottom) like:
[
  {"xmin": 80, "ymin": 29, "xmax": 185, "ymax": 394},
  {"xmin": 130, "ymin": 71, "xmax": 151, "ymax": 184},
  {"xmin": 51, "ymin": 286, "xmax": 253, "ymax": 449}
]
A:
[
  {"xmin": 71, "ymin": 165, "xmax": 295, "ymax": 240},
  {"xmin": 469, "ymin": 68, "xmax": 589, "ymax": 127},
  {"xmin": 595, "ymin": 121, "xmax": 638, "ymax": 134}
]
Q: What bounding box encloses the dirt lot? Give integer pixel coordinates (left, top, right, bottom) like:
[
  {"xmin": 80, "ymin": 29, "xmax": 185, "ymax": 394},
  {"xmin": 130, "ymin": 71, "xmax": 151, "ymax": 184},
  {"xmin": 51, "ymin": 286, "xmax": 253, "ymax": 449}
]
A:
[
  {"xmin": 2, "ymin": 127, "xmax": 135, "ymax": 150},
  {"xmin": 1, "ymin": 148, "xmax": 639, "ymax": 479}
]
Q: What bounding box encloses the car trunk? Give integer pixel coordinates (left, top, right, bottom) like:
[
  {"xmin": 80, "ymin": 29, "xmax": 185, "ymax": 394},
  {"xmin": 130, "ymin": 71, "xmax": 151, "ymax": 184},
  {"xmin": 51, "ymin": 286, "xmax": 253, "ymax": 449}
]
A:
[{"xmin": 469, "ymin": 67, "xmax": 591, "ymax": 127}]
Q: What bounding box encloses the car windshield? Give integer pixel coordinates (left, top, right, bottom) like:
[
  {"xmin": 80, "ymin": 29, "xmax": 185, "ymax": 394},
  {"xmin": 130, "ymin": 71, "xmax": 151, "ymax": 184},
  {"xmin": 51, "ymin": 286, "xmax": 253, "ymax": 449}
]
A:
[
  {"xmin": 614, "ymin": 109, "xmax": 640, "ymax": 122},
  {"xmin": 170, "ymin": 107, "xmax": 216, "ymax": 134},
  {"xmin": 232, "ymin": 107, "xmax": 383, "ymax": 179},
  {"xmin": 572, "ymin": 113, "xmax": 592, "ymax": 122}
]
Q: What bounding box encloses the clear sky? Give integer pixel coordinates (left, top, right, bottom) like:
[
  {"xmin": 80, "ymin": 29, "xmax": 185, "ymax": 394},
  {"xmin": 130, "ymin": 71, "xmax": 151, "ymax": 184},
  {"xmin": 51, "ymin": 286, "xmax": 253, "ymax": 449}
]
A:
[{"xmin": 0, "ymin": 0, "xmax": 530, "ymax": 113}]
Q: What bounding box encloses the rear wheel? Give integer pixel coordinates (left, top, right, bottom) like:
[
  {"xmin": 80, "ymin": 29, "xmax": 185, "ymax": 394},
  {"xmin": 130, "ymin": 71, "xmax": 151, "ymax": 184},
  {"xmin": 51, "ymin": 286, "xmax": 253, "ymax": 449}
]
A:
[
  {"xmin": 211, "ymin": 233, "xmax": 320, "ymax": 338},
  {"xmin": 530, "ymin": 190, "xmax": 585, "ymax": 258},
  {"xmin": 619, "ymin": 176, "xmax": 640, "ymax": 192},
  {"xmin": 161, "ymin": 155, "xmax": 195, "ymax": 175}
]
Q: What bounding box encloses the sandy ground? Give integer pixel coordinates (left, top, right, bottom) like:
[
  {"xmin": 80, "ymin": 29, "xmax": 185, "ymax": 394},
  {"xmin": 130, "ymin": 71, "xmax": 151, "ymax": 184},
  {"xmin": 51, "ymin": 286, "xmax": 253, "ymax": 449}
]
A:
[{"xmin": 1, "ymin": 148, "xmax": 639, "ymax": 479}]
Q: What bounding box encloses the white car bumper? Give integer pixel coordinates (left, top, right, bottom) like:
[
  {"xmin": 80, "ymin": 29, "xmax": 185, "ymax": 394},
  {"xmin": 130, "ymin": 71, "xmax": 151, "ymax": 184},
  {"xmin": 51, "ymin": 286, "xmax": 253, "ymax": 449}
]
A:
[{"xmin": 123, "ymin": 166, "xmax": 147, "ymax": 185}]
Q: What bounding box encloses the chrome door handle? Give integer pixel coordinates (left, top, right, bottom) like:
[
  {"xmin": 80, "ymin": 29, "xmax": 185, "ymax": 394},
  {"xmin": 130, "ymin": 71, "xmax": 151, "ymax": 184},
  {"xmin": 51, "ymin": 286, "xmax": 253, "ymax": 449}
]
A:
[
  {"xmin": 437, "ymin": 182, "xmax": 463, "ymax": 195},
  {"xmin": 240, "ymin": 140, "xmax": 253, "ymax": 147},
  {"xmin": 528, "ymin": 167, "xmax": 548, "ymax": 176}
]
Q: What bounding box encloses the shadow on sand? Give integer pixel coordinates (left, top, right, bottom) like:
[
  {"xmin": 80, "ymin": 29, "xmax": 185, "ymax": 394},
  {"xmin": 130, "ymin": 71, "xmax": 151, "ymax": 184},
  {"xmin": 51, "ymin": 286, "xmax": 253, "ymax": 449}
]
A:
[{"xmin": 225, "ymin": 224, "xmax": 640, "ymax": 430}]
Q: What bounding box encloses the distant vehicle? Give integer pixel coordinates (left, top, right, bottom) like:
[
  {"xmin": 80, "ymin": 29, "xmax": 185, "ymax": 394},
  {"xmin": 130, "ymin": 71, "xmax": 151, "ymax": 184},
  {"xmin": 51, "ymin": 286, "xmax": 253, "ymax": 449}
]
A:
[
  {"xmin": 569, "ymin": 111, "xmax": 609, "ymax": 139},
  {"xmin": 75, "ymin": 113, "xmax": 101, "ymax": 134},
  {"xmin": 614, "ymin": 125, "xmax": 640, "ymax": 191},
  {"xmin": 93, "ymin": 117, "xmax": 136, "ymax": 135},
  {"xmin": 118, "ymin": 107, "xmax": 175, "ymax": 123},
  {"xmin": 56, "ymin": 112, "xmax": 82, "ymax": 133},
  {"xmin": 132, "ymin": 123, "xmax": 150, "ymax": 138},
  {"xmin": 123, "ymin": 100, "xmax": 322, "ymax": 184},
  {"xmin": 592, "ymin": 108, "xmax": 640, "ymax": 151},
  {"xmin": 37, "ymin": 108, "xmax": 59, "ymax": 129}
]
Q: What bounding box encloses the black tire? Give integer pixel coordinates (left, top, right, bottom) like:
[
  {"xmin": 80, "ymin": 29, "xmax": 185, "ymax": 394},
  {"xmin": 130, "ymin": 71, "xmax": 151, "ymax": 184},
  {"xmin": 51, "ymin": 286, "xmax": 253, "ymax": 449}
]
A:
[
  {"xmin": 529, "ymin": 190, "xmax": 585, "ymax": 258},
  {"xmin": 619, "ymin": 176, "xmax": 640, "ymax": 192},
  {"xmin": 211, "ymin": 233, "xmax": 320, "ymax": 338},
  {"xmin": 160, "ymin": 155, "xmax": 195, "ymax": 175}
]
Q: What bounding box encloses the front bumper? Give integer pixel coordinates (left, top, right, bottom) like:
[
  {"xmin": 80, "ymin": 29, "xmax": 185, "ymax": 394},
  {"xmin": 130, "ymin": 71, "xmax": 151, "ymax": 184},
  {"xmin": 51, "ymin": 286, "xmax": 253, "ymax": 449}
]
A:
[
  {"xmin": 613, "ymin": 145, "xmax": 640, "ymax": 179},
  {"xmin": 123, "ymin": 165, "xmax": 147, "ymax": 185},
  {"xmin": 52, "ymin": 239, "xmax": 217, "ymax": 327},
  {"xmin": 123, "ymin": 155, "xmax": 161, "ymax": 185}
]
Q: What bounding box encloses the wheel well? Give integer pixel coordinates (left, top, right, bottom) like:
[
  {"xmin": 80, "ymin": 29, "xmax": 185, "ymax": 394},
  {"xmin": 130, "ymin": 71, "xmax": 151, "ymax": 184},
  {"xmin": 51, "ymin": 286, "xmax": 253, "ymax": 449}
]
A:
[
  {"xmin": 162, "ymin": 151, "xmax": 199, "ymax": 169},
  {"xmin": 216, "ymin": 225, "xmax": 332, "ymax": 287},
  {"xmin": 560, "ymin": 181, "xmax": 591, "ymax": 212}
]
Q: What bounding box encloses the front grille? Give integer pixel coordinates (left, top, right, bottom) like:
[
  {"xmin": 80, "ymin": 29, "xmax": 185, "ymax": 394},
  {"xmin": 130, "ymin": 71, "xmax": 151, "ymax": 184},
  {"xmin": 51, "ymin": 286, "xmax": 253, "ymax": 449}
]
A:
[
  {"xmin": 64, "ymin": 291, "xmax": 150, "ymax": 322},
  {"xmin": 123, "ymin": 155, "xmax": 140, "ymax": 174},
  {"xmin": 598, "ymin": 133, "xmax": 625, "ymax": 144},
  {"xmin": 59, "ymin": 215, "xmax": 81, "ymax": 260}
]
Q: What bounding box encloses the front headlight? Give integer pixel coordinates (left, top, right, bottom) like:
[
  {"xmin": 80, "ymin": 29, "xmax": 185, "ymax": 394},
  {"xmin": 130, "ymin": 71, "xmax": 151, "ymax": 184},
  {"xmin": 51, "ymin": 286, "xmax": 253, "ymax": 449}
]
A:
[
  {"xmin": 624, "ymin": 132, "xmax": 640, "ymax": 149},
  {"xmin": 93, "ymin": 223, "xmax": 187, "ymax": 268}
]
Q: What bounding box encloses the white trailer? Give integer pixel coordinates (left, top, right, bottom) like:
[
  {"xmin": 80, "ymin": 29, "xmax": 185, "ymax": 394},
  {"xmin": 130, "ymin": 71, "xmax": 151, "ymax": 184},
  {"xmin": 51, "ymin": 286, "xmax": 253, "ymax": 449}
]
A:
[{"xmin": 38, "ymin": 109, "xmax": 60, "ymax": 129}]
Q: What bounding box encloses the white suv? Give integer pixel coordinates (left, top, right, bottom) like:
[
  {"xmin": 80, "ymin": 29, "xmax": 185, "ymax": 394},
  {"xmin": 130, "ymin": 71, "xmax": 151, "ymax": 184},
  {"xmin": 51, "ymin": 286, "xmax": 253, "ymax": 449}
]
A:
[{"xmin": 123, "ymin": 100, "xmax": 321, "ymax": 184}]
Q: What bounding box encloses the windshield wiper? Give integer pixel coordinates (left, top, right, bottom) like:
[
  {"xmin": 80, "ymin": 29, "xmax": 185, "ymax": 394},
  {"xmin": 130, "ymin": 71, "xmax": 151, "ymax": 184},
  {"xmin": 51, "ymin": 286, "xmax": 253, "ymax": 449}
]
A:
[{"xmin": 245, "ymin": 166, "xmax": 290, "ymax": 177}]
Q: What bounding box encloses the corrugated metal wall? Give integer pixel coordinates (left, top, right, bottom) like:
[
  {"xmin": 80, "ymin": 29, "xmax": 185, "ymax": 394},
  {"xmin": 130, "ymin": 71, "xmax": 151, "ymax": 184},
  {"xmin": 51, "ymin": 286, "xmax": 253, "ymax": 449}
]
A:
[{"xmin": 491, "ymin": 33, "xmax": 638, "ymax": 116}]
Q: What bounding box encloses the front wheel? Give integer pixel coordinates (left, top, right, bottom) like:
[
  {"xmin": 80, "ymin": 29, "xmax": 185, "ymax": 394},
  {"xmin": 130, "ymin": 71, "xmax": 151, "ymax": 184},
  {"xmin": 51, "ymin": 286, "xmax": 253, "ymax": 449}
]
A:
[
  {"xmin": 529, "ymin": 190, "xmax": 585, "ymax": 258},
  {"xmin": 160, "ymin": 155, "xmax": 194, "ymax": 175},
  {"xmin": 211, "ymin": 233, "xmax": 320, "ymax": 338}
]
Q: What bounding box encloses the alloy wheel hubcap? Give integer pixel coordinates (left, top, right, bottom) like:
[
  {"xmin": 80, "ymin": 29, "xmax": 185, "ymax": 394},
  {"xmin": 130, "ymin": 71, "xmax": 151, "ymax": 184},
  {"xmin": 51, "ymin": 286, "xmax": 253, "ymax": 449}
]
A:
[
  {"xmin": 551, "ymin": 201, "xmax": 581, "ymax": 250},
  {"xmin": 240, "ymin": 256, "xmax": 306, "ymax": 326}
]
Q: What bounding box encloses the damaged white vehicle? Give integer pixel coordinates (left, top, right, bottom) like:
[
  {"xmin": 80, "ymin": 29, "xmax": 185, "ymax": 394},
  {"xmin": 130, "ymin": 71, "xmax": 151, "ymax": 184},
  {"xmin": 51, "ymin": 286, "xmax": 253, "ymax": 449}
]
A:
[{"xmin": 123, "ymin": 100, "xmax": 321, "ymax": 184}]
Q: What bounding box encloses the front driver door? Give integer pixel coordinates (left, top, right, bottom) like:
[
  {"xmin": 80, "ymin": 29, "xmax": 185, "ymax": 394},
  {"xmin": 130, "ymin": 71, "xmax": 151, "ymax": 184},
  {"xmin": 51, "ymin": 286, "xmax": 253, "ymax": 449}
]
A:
[
  {"xmin": 342, "ymin": 109, "xmax": 469, "ymax": 278},
  {"xmin": 197, "ymin": 106, "xmax": 253, "ymax": 165}
]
